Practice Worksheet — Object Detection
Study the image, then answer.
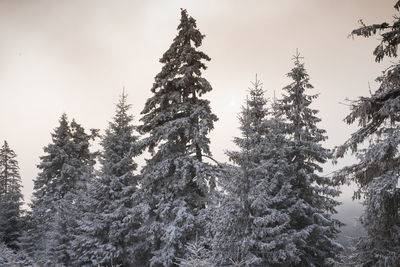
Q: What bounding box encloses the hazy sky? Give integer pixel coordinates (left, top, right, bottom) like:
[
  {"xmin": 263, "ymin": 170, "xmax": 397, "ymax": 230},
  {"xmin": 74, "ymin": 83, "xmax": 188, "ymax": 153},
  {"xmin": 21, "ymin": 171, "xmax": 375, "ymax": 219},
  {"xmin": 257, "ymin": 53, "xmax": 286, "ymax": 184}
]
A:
[{"xmin": 0, "ymin": 0, "xmax": 397, "ymax": 217}]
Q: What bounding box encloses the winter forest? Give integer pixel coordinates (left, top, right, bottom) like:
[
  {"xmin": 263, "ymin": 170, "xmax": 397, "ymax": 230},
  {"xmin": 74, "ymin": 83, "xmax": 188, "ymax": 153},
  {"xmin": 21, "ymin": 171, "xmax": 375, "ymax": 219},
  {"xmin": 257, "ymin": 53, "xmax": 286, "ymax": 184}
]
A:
[{"xmin": 1, "ymin": 1, "xmax": 400, "ymax": 267}]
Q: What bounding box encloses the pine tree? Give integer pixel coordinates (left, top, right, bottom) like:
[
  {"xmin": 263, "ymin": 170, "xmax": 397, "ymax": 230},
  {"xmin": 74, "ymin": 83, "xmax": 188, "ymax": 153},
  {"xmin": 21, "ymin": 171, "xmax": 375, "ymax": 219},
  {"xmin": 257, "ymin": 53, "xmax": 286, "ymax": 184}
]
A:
[
  {"xmin": 137, "ymin": 9, "xmax": 218, "ymax": 266},
  {"xmin": 252, "ymin": 95, "xmax": 303, "ymax": 266},
  {"xmin": 276, "ymin": 52, "xmax": 342, "ymax": 266},
  {"xmin": 335, "ymin": 2, "xmax": 400, "ymax": 265},
  {"xmin": 74, "ymin": 92, "xmax": 140, "ymax": 266},
  {"xmin": 30, "ymin": 114, "xmax": 96, "ymax": 265},
  {"xmin": 0, "ymin": 141, "xmax": 24, "ymax": 251},
  {"xmin": 65, "ymin": 119, "xmax": 98, "ymax": 265},
  {"xmin": 211, "ymin": 77, "xmax": 317, "ymax": 266},
  {"xmin": 211, "ymin": 78, "xmax": 269, "ymax": 265},
  {"xmin": 30, "ymin": 113, "xmax": 70, "ymax": 264}
]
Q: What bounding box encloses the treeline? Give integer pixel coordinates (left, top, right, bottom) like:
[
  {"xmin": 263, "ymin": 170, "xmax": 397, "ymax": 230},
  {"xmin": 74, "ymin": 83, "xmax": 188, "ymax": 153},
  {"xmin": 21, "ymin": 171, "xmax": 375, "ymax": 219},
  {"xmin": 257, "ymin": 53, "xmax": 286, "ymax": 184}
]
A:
[{"xmin": 1, "ymin": 4, "xmax": 400, "ymax": 267}]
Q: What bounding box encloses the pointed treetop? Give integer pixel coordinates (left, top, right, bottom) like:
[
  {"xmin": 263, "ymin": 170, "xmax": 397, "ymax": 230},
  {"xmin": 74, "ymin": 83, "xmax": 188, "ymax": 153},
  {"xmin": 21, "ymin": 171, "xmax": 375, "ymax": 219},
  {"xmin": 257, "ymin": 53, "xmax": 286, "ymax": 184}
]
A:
[
  {"xmin": 2, "ymin": 140, "xmax": 9, "ymax": 149},
  {"xmin": 121, "ymin": 86, "xmax": 127, "ymax": 102},
  {"xmin": 117, "ymin": 87, "xmax": 129, "ymax": 112},
  {"xmin": 116, "ymin": 88, "xmax": 131, "ymax": 115},
  {"xmin": 179, "ymin": 8, "xmax": 196, "ymax": 30},
  {"xmin": 180, "ymin": 8, "xmax": 188, "ymax": 19},
  {"xmin": 61, "ymin": 112, "xmax": 68, "ymax": 121},
  {"xmin": 249, "ymin": 74, "xmax": 263, "ymax": 91},
  {"xmin": 247, "ymin": 74, "xmax": 267, "ymax": 121},
  {"xmin": 50, "ymin": 113, "xmax": 71, "ymax": 144},
  {"xmin": 291, "ymin": 48, "xmax": 304, "ymax": 64},
  {"xmin": 247, "ymin": 74, "xmax": 266, "ymax": 104},
  {"xmin": 174, "ymin": 8, "xmax": 204, "ymax": 48}
]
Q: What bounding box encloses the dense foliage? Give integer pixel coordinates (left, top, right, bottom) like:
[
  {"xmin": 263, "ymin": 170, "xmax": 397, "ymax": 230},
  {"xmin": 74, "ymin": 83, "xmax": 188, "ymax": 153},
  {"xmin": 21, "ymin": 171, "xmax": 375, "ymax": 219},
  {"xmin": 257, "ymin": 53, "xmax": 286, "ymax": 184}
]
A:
[
  {"xmin": 4, "ymin": 4, "xmax": 400, "ymax": 266},
  {"xmin": 335, "ymin": 1, "xmax": 400, "ymax": 265},
  {"xmin": 136, "ymin": 9, "xmax": 218, "ymax": 266},
  {"xmin": 0, "ymin": 141, "xmax": 24, "ymax": 251}
]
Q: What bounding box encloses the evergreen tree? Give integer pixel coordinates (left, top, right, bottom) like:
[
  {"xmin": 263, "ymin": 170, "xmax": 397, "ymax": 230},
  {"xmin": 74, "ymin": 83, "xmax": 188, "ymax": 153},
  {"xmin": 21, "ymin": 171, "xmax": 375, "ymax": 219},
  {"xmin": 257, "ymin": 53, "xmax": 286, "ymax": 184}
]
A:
[
  {"xmin": 74, "ymin": 92, "xmax": 140, "ymax": 266},
  {"xmin": 335, "ymin": 2, "xmax": 400, "ymax": 265},
  {"xmin": 30, "ymin": 114, "xmax": 96, "ymax": 265},
  {"xmin": 0, "ymin": 141, "xmax": 24, "ymax": 250},
  {"xmin": 30, "ymin": 113, "xmax": 71, "ymax": 265},
  {"xmin": 211, "ymin": 78, "xmax": 269, "ymax": 265},
  {"xmin": 137, "ymin": 9, "xmax": 218, "ymax": 266},
  {"xmin": 65, "ymin": 119, "xmax": 98, "ymax": 265},
  {"xmin": 276, "ymin": 53, "xmax": 342, "ymax": 266},
  {"xmin": 212, "ymin": 77, "xmax": 316, "ymax": 266}
]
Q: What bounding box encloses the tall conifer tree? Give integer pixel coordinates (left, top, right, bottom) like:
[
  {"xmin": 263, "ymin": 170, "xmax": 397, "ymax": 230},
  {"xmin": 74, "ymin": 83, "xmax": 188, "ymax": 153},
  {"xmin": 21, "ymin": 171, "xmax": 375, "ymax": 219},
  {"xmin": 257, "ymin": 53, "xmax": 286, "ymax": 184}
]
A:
[
  {"xmin": 75, "ymin": 92, "xmax": 140, "ymax": 266},
  {"xmin": 335, "ymin": 1, "xmax": 400, "ymax": 265},
  {"xmin": 30, "ymin": 114, "xmax": 96, "ymax": 265},
  {"xmin": 276, "ymin": 53, "xmax": 342, "ymax": 266},
  {"xmin": 211, "ymin": 78, "xmax": 271, "ymax": 265},
  {"xmin": 0, "ymin": 141, "xmax": 24, "ymax": 250},
  {"xmin": 30, "ymin": 114, "xmax": 71, "ymax": 264},
  {"xmin": 212, "ymin": 77, "xmax": 321, "ymax": 266},
  {"xmin": 137, "ymin": 9, "xmax": 218, "ymax": 266}
]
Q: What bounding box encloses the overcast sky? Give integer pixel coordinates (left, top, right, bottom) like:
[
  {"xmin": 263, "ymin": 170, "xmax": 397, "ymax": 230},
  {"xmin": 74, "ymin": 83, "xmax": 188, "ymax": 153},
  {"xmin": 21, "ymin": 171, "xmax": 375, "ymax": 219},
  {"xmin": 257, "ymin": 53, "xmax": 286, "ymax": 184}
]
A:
[{"xmin": 0, "ymin": 0, "xmax": 397, "ymax": 217}]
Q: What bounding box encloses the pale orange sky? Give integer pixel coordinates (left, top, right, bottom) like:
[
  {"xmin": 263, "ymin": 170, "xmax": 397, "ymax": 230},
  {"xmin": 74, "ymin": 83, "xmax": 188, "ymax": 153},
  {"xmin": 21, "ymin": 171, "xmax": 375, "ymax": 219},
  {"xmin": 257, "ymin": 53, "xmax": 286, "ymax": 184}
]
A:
[{"xmin": 0, "ymin": 0, "xmax": 396, "ymax": 217}]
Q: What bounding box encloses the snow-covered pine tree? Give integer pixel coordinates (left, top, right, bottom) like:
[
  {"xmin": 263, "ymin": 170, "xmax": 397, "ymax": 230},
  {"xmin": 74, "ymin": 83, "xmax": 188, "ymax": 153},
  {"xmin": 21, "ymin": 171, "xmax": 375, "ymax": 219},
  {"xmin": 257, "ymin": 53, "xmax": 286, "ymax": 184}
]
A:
[
  {"xmin": 65, "ymin": 119, "xmax": 98, "ymax": 265},
  {"xmin": 211, "ymin": 77, "xmax": 269, "ymax": 265},
  {"xmin": 30, "ymin": 114, "xmax": 96, "ymax": 266},
  {"xmin": 0, "ymin": 141, "xmax": 24, "ymax": 251},
  {"xmin": 334, "ymin": 2, "xmax": 400, "ymax": 265},
  {"xmin": 74, "ymin": 92, "xmax": 140, "ymax": 266},
  {"xmin": 212, "ymin": 77, "xmax": 315, "ymax": 266},
  {"xmin": 252, "ymin": 93, "xmax": 305, "ymax": 266},
  {"xmin": 276, "ymin": 52, "xmax": 342, "ymax": 266},
  {"xmin": 137, "ymin": 9, "xmax": 218, "ymax": 266},
  {"xmin": 30, "ymin": 113, "xmax": 72, "ymax": 265}
]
